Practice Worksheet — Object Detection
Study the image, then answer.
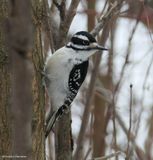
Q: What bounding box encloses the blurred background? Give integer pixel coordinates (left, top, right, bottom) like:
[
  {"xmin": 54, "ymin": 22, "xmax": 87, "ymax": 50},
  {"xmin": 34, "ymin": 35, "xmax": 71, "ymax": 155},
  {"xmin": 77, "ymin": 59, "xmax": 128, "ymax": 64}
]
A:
[
  {"xmin": 0, "ymin": 0, "xmax": 153, "ymax": 160},
  {"xmin": 47, "ymin": 0, "xmax": 153, "ymax": 160}
]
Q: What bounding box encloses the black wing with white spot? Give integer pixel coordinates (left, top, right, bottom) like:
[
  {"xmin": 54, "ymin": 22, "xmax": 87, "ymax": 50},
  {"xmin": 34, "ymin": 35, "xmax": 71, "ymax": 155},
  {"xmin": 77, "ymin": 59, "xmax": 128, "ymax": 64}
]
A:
[{"xmin": 64, "ymin": 60, "xmax": 89, "ymax": 106}]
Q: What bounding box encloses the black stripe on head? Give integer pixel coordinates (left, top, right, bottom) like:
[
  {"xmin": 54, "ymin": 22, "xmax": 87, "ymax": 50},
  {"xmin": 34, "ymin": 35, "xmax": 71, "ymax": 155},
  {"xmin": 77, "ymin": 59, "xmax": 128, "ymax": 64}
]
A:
[
  {"xmin": 71, "ymin": 37, "xmax": 90, "ymax": 46},
  {"xmin": 75, "ymin": 31, "xmax": 96, "ymax": 43},
  {"xmin": 67, "ymin": 31, "xmax": 97, "ymax": 51},
  {"xmin": 70, "ymin": 31, "xmax": 96, "ymax": 46}
]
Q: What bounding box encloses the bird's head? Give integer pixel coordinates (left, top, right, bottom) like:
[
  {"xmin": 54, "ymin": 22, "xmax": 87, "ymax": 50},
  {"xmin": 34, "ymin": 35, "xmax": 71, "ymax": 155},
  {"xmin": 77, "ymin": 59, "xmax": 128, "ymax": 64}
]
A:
[{"xmin": 66, "ymin": 31, "xmax": 108, "ymax": 56}]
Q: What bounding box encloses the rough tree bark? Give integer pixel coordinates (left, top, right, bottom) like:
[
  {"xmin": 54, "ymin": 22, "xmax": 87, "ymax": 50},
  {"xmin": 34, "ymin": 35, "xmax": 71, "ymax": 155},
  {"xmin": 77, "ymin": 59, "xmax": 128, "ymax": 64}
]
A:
[
  {"xmin": 0, "ymin": 0, "xmax": 11, "ymax": 156},
  {"xmin": 5, "ymin": 0, "xmax": 33, "ymax": 159},
  {"xmin": 31, "ymin": 1, "xmax": 46, "ymax": 159}
]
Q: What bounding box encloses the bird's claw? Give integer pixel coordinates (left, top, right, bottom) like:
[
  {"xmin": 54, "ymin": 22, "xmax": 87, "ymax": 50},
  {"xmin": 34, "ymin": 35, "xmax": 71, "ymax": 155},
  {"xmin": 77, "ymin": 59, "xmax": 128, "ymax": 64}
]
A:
[
  {"xmin": 62, "ymin": 105, "xmax": 69, "ymax": 114},
  {"xmin": 56, "ymin": 105, "xmax": 70, "ymax": 121}
]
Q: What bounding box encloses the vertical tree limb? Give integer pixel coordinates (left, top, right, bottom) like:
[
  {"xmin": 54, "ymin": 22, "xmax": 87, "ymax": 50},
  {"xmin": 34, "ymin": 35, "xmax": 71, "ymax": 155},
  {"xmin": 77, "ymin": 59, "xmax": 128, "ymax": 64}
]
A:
[
  {"xmin": 58, "ymin": 0, "xmax": 80, "ymax": 46},
  {"xmin": 43, "ymin": 0, "xmax": 55, "ymax": 53},
  {"xmin": 0, "ymin": 0, "xmax": 11, "ymax": 156},
  {"xmin": 5, "ymin": 0, "xmax": 33, "ymax": 158},
  {"xmin": 74, "ymin": 2, "xmax": 119, "ymax": 158},
  {"xmin": 74, "ymin": 25, "xmax": 109, "ymax": 160},
  {"xmin": 31, "ymin": 1, "xmax": 46, "ymax": 159}
]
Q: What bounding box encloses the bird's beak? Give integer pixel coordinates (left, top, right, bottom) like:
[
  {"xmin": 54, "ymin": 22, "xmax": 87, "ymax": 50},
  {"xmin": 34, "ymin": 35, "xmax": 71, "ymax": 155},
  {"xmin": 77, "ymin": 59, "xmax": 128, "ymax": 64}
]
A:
[
  {"xmin": 96, "ymin": 44, "xmax": 108, "ymax": 51},
  {"xmin": 90, "ymin": 43, "xmax": 108, "ymax": 51}
]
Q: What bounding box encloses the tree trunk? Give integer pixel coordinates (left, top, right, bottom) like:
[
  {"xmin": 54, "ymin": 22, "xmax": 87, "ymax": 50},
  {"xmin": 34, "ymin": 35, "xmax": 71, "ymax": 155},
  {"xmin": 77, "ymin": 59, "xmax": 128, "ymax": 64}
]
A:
[
  {"xmin": 55, "ymin": 113, "xmax": 72, "ymax": 160},
  {"xmin": 5, "ymin": 0, "xmax": 33, "ymax": 159},
  {"xmin": 0, "ymin": 0, "xmax": 11, "ymax": 156},
  {"xmin": 31, "ymin": 1, "xmax": 46, "ymax": 159}
]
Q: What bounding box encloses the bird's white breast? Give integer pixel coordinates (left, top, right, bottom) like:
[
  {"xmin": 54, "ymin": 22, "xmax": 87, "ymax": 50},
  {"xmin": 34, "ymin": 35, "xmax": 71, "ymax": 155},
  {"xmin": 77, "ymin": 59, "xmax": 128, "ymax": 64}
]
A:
[
  {"xmin": 44, "ymin": 46, "xmax": 93, "ymax": 111},
  {"xmin": 44, "ymin": 47, "xmax": 77, "ymax": 110}
]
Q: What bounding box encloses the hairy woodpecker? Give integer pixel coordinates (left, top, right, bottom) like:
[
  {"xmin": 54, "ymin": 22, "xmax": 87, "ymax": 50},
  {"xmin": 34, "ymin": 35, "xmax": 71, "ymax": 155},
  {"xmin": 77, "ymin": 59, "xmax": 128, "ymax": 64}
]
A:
[{"xmin": 44, "ymin": 31, "xmax": 108, "ymax": 137}]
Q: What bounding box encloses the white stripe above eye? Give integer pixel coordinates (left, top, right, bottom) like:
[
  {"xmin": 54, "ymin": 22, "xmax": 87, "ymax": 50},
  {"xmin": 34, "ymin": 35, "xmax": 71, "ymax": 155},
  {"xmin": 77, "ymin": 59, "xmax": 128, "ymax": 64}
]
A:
[
  {"xmin": 73, "ymin": 35, "xmax": 89, "ymax": 41},
  {"xmin": 68, "ymin": 42, "xmax": 89, "ymax": 49}
]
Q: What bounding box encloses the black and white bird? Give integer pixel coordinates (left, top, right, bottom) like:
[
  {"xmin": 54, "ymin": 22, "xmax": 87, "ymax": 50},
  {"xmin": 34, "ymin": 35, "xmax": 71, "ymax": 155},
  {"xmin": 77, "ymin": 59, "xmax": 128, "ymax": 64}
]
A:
[{"xmin": 44, "ymin": 31, "xmax": 108, "ymax": 137}]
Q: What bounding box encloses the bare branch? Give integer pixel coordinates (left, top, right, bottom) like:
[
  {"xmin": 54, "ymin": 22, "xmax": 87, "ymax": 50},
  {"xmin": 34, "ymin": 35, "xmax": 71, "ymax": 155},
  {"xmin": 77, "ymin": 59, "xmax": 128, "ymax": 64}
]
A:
[
  {"xmin": 83, "ymin": 147, "xmax": 92, "ymax": 160},
  {"xmin": 53, "ymin": 0, "xmax": 66, "ymax": 21},
  {"xmin": 114, "ymin": 5, "xmax": 143, "ymax": 98},
  {"xmin": 95, "ymin": 84, "xmax": 113, "ymax": 103},
  {"xmin": 65, "ymin": 0, "xmax": 80, "ymax": 28},
  {"xmin": 89, "ymin": 151, "xmax": 124, "ymax": 160},
  {"xmin": 53, "ymin": 0, "xmax": 61, "ymax": 10},
  {"xmin": 43, "ymin": 0, "xmax": 55, "ymax": 53},
  {"xmin": 126, "ymin": 84, "xmax": 133, "ymax": 159},
  {"xmin": 116, "ymin": 113, "xmax": 147, "ymax": 160},
  {"xmin": 91, "ymin": 1, "xmax": 118, "ymax": 37},
  {"xmin": 58, "ymin": 0, "xmax": 80, "ymax": 46}
]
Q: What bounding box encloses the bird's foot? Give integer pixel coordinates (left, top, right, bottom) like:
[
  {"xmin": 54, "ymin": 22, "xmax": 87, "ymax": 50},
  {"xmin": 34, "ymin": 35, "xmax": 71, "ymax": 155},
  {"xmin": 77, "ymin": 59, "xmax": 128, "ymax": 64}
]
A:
[
  {"xmin": 62, "ymin": 104, "xmax": 70, "ymax": 114},
  {"xmin": 57, "ymin": 105, "xmax": 70, "ymax": 120}
]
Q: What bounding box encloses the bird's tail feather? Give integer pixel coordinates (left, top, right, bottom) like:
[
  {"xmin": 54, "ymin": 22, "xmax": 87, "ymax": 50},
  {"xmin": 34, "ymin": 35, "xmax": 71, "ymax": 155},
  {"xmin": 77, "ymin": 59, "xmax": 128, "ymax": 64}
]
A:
[
  {"xmin": 45, "ymin": 111, "xmax": 58, "ymax": 138},
  {"xmin": 45, "ymin": 104, "xmax": 70, "ymax": 138}
]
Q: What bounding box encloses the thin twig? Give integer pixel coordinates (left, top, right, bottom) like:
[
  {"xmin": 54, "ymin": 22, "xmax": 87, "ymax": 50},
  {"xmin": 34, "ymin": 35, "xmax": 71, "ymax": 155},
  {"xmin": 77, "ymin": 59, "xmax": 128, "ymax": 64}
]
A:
[
  {"xmin": 116, "ymin": 113, "xmax": 146, "ymax": 160},
  {"xmin": 142, "ymin": 1, "xmax": 153, "ymax": 44},
  {"xmin": 135, "ymin": 48, "xmax": 153, "ymax": 159},
  {"xmin": 112, "ymin": 95, "xmax": 118, "ymax": 159},
  {"xmin": 145, "ymin": 108, "xmax": 153, "ymax": 159},
  {"xmin": 83, "ymin": 147, "xmax": 92, "ymax": 160},
  {"xmin": 98, "ymin": 0, "xmax": 109, "ymax": 19},
  {"xmin": 53, "ymin": 0, "xmax": 66, "ymax": 20},
  {"xmin": 89, "ymin": 151, "xmax": 123, "ymax": 160},
  {"xmin": 65, "ymin": 0, "xmax": 80, "ymax": 27},
  {"xmin": 95, "ymin": 84, "xmax": 113, "ymax": 104},
  {"xmin": 109, "ymin": 18, "xmax": 119, "ymax": 160},
  {"xmin": 114, "ymin": 4, "xmax": 143, "ymax": 99},
  {"xmin": 133, "ymin": 47, "xmax": 153, "ymax": 138},
  {"xmin": 52, "ymin": 0, "xmax": 61, "ymax": 11},
  {"xmin": 126, "ymin": 84, "xmax": 133, "ymax": 159},
  {"xmin": 91, "ymin": 1, "xmax": 118, "ymax": 37}
]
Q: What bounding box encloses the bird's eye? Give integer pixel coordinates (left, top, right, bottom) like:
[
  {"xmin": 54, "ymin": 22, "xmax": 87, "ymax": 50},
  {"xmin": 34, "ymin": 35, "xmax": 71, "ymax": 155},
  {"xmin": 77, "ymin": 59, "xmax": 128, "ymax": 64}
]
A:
[{"xmin": 82, "ymin": 40, "xmax": 89, "ymax": 45}]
